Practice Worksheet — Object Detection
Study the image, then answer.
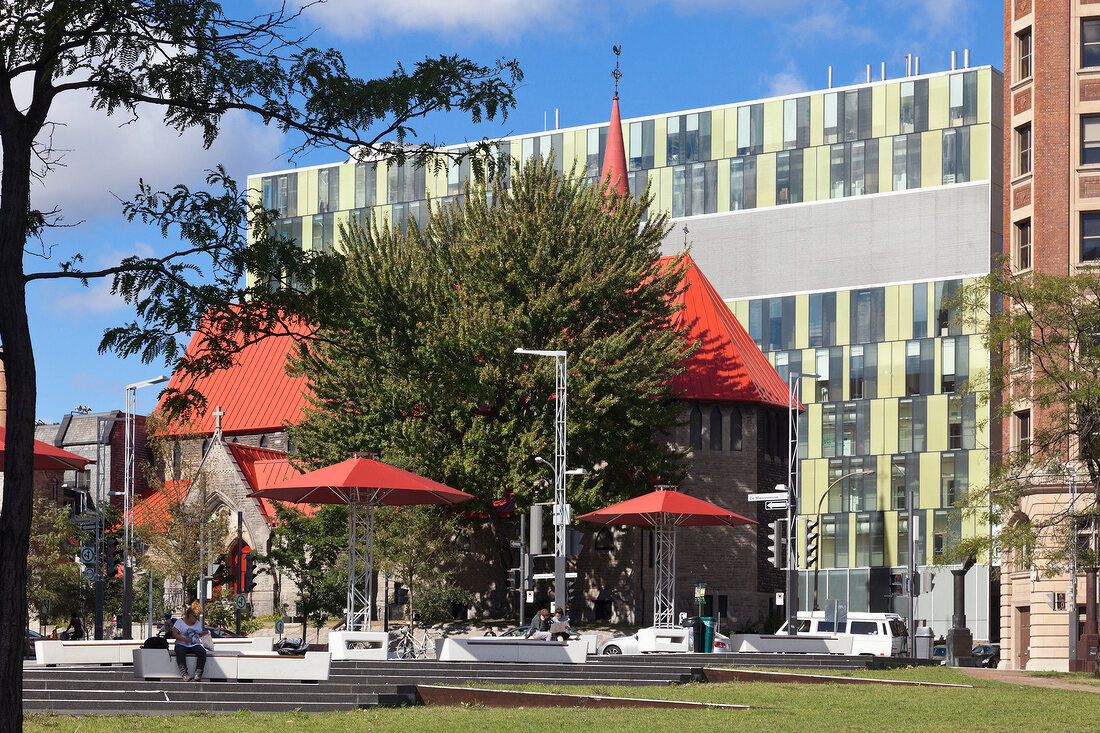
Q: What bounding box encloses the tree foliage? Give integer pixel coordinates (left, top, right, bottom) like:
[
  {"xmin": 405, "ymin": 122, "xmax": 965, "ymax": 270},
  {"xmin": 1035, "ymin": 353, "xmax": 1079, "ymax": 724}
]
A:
[
  {"xmin": 954, "ymin": 266, "xmax": 1100, "ymax": 571},
  {"xmin": 0, "ymin": 3, "xmax": 520, "ymax": 726},
  {"xmin": 288, "ymin": 158, "xmax": 692, "ymax": 517},
  {"xmin": 25, "ymin": 492, "xmax": 86, "ymax": 628},
  {"xmin": 262, "ymin": 503, "xmax": 347, "ymax": 638}
]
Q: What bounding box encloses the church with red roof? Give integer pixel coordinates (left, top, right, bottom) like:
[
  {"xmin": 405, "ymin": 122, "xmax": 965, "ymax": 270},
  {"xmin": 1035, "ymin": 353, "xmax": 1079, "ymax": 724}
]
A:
[{"xmin": 148, "ymin": 92, "xmax": 793, "ymax": 629}]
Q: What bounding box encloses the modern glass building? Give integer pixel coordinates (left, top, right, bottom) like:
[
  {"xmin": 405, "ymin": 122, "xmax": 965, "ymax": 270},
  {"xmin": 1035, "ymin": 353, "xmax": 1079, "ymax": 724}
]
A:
[{"xmin": 248, "ymin": 63, "xmax": 1003, "ymax": 638}]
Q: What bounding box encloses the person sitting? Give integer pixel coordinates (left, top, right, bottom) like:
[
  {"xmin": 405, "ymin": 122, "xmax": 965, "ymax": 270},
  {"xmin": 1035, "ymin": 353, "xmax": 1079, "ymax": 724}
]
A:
[
  {"xmin": 524, "ymin": 608, "xmax": 552, "ymax": 640},
  {"xmin": 172, "ymin": 608, "xmax": 206, "ymax": 682},
  {"xmin": 549, "ymin": 608, "xmax": 571, "ymax": 641},
  {"xmin": 159, "ymin": 612, "xmax": 175, "ymax": 638},
  {"xmin": 61, "ymin": 612, "xmax": 86, "ymax": 641}
]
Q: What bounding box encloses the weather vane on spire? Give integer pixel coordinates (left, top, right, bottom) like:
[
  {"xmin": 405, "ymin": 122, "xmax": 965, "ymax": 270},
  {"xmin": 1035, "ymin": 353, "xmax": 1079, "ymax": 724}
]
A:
[{"xmin": 612, "ymin": 45, "xmax": 622, "ymax": 96}]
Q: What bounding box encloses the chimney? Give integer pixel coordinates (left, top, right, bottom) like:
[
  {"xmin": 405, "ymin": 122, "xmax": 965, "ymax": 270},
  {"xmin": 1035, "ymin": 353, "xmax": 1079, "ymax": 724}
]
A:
[
  {"xmin": 828, "ymin": 65, "xmax": 833, "ymax": 88},
  {"xmin": 951, "ymin": 50, "xmax": 958, "ymax": 70}
]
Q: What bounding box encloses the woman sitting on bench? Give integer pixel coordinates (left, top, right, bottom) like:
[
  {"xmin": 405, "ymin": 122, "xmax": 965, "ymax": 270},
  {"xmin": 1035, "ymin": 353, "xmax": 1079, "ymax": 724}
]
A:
[{"xmin": 172, "ymin": 608, "xmax": 206, "ymax": 682}]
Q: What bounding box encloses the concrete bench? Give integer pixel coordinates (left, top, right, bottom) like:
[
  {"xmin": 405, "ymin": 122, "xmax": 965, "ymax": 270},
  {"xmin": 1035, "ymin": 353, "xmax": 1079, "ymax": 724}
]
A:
[
  {"xmin": 132, "ymin": 648, "xmax": 330, "ymax": 682},
  {"xmin": 638, "ymin": 627, "xmax": 690, "ymax": 653},
  {"xmin": 35, "ymin": 637, "xmax": 272, "ymax": 666},
  {"xmin": 328, "ymin": 631, "xmax": 389, "ymax": 661},
  {"xmin": 436, "ymin": 637, "xmax": 588, "ymax": 664}
]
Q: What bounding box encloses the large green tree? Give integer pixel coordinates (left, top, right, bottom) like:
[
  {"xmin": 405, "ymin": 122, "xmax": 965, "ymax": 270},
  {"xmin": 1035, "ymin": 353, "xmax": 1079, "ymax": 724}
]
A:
[
  {"xmin": 954, "ymin": 267, "xmax": 1100, "ymax": 571},
  {"xmin": 0, "ymin": 4, "xmax": 520, "ymax": 727},
  {"xmin": 26, "ymin": 492, "xmax": 86, "ymax": 630},
  {"xmin": 289, "ymin": 158, "xmax": 692, "ymax": 522}
]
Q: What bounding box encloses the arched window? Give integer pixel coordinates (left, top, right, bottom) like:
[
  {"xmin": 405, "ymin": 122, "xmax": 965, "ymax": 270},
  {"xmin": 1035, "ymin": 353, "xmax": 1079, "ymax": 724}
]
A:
[
  {"xmin": 730, "ymin": 407, "xmax": 743, "ymax": 451},
  {"xmin": 259, "ymin": 434, "xmax": 268, "ymax": 449},
  {"xmin": 594, "ymin": 527, "xmax": 616, "ymax": 552},
  {"xmin": 709, "ymin": 406, "xmax": 723, "ymax": 450},
  {"xmin": 201, "ymin": 439, "xmax": 210, "ymax": 457},
  {"xmin": 689, "ymin": 406, "xmax": 702, "ymax": 450}
]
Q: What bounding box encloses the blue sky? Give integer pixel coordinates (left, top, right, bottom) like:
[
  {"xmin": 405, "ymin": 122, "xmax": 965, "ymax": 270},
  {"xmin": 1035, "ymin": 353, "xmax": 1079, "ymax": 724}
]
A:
[{"xmin": 25, "ymin": 0, "xmax": 1005, "ymax": 422}]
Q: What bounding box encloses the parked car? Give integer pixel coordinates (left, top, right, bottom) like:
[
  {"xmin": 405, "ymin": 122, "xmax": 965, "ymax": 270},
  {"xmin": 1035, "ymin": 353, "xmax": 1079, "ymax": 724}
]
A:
[
  {"xmin": 597, "ymin": 626, "xmax": 733, "ymax": 655},
  {"xmin": 204, "ymin": 626, "xmax": 243, "ymax": 638},
  {"xmin": 495, "ymin": 625, "xmax": 580, "ymax": 640},
  {"xmin": 24, "ymin": 629, "xmax": 43, "ymax": 658},
  {"xmin": 932, "ymin": 644, "xmax": 947, "ymax": 664},
  {"xmin": 972, "ymin": 643, "xmax": 1000, "ymax": 667}
]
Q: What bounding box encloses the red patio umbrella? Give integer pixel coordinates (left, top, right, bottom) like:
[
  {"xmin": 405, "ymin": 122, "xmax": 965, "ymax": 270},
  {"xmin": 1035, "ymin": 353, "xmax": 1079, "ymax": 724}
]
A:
[
  {"xmin": 577, "ymin": 488, "xmax": 755, "ymax": 628},
  {"xmin": 0, "ymin": 426, "xmax": 94, "ymax": 471},
  {"xmin": 251, "ymin": 456, "xmax": 473, "ymax": 629}
]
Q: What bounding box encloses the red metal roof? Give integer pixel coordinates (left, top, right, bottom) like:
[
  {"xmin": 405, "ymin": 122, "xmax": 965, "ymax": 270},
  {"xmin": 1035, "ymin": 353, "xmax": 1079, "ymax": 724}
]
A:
[
  {"xmin": 600, "ymin": 95, "xmax": 630, "ymax": 197},
  {"xmin": 225, "ymin": 442, "xmax": 311, "ymax": 520},
  {"xmin": 668, "ymin": 254, "xmax": 794, "ymax": 408},
  {"xmin": 158, "ymin": 324, "xmax": 311, "ymax": 436}
]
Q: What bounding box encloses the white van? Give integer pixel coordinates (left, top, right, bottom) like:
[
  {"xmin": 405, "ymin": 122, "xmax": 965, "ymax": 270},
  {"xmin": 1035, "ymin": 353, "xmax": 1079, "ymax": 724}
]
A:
[{"xmin": 775, "ymin": 611, "xmax": 908, "ymax": 657}]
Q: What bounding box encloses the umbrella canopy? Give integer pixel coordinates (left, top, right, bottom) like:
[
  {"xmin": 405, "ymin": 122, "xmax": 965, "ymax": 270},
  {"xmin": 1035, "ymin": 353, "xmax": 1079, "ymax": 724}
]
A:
[
  {"xmin": 0, "ymin": 426, "xmax": 94, "ymax": 472},
  {"xmin": 575, "ymin": 488, "xmax": 755, "ymax": 528},
  {"xmin": 250, "ymin": 456, "xmax": 472, "ymax": 630},
  {"xmin": 578, "ymin": 488, "xmax": 755, "ymax": 629},
  {"xmin": 252, "ymin": 456, "xmax": 472, "ymax": 507}
]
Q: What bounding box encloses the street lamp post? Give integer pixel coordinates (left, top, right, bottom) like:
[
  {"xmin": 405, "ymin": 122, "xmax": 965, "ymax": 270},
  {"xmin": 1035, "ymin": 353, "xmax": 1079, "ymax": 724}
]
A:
[
  {"xmin": 515, "ymin": 348, "xmax": 571, "ymax": 611},
  {"xmin": 122, "ymin": 376, "xmax": 168, "ymax": 639},
  {"xmin": 785, "ymin": 372, "xmax": 817, "ymax": 635},
  {"xmin": 812, "ymin": 469, "xmax": 876, "ymax": 611}
]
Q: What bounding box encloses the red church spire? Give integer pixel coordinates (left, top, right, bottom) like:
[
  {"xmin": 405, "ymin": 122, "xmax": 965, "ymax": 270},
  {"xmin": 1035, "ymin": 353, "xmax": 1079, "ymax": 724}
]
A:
[{"xmin": 600, "ymin": 47, "xmax": 630, "ymax": 198}]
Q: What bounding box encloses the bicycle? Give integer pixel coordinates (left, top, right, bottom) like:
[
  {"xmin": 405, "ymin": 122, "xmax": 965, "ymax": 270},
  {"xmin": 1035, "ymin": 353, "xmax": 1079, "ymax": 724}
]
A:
[{"xmin": 391, "ymin": 625, "xmax": 438, "ymax": 659}]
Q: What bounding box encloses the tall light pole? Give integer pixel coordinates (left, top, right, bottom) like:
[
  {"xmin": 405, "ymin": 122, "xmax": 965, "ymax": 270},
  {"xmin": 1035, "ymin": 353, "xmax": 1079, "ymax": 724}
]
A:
[
  {"xmin": 515, "ymin": 348, "xmax": 571, "ymax": 611},
  {"xmin": 122, "ymin": 375, "xmax": 168, "ymax": 639},
  {"xmin": 785, "ymin": 371, "xmax": 817, "ymax": 635},
  {"xmin": 812, "ymin": 469, "xmax": 876, "ymax": 611}
]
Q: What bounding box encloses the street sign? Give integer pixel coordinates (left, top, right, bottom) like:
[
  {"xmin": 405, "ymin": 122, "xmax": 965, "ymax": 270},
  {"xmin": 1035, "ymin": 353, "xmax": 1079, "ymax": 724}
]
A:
[
  {"xmin": 275, "ymin": 619, "xmax": 285, "ymax": 635},
  {"xmin": 75, "ymin": 517, "xmax": 96, "ymax": 531},
  {"xmin": 43, "ymin": 597, "xmax": 51, "ymax": 615},
  {"xmin": 83, "ymin": 567, "xmax": 95, "ymax": 580},
  {"xmin": 79, "ymin": 547, "xmax": 95, "ymax": 564},
  {"xmin": 748, "ymin": 491, "xmax": 788, "ymax": 502},
  {"xmin": 235, "ymin": 594, "xmax": 247, "ymax": 610},
  {"xmin": 764, "ymin": 499, "xmax": 789, "ymax": 511},
  {"xmin": 526, "ymin": 590, "xmax": 535, "ymax": 603},
  {"xmin": 694, "ymin": 583, "xmax": 706, "ymax": 600},
  {"xmin": 509, "ymin": 540, "xmax": 522, "ymax": 548},
  {"xmin": 775, "ymin": 591, "xmax": 785, "ymax": 606}
]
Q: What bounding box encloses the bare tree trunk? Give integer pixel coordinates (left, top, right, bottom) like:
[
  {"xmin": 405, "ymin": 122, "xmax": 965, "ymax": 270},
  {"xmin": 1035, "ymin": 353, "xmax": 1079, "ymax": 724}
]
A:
[{"xmin": 0, "ymin": 125, "xmax": 37, "ymax": 733}]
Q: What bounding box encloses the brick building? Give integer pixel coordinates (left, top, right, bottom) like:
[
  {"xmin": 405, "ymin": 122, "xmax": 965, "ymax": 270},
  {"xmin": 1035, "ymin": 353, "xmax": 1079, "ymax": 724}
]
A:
[{"xmin": 999, "ymin": 0, "xmax": 1100, "ymax": 671}]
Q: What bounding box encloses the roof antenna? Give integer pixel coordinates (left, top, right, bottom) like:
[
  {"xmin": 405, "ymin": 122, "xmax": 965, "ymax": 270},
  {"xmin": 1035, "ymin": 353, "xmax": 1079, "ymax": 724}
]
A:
[{"xmin": 612, "ymin": 45, "xmax": 623, "ymax": 97}]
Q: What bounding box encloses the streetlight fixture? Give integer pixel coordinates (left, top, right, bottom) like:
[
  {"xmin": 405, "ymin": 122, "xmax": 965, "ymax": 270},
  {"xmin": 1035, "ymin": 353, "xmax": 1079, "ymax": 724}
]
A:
[
  {"xmin": 515, "ymin": 347, "xmax": 572, "ymax": 611},
  {"xmin": 122, "ymin": 375, "xmax": 168, "ymax": 639},
  {"xmin": 811, "ymin": 469, "xmax": 876, "ymax": 611}
]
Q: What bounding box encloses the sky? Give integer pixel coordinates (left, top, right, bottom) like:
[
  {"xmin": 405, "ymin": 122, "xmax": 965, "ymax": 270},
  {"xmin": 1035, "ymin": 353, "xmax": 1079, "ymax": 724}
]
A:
[{"xmin": 22, "ymin": 0, "xmax": 1006, "ymax": 423}]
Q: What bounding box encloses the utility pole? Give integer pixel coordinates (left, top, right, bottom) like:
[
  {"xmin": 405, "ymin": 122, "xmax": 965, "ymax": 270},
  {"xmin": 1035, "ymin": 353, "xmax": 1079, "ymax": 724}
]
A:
[{"xmin": 235, "ymin": 511, "xmax": 243, "ymax": 636}]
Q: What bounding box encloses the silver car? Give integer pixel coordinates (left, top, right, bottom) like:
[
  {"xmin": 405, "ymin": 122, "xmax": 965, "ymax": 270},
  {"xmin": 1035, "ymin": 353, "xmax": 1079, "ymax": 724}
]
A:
[{"xmin": 597, "ymin": 626, "xmax": 733, "ymax": 655}]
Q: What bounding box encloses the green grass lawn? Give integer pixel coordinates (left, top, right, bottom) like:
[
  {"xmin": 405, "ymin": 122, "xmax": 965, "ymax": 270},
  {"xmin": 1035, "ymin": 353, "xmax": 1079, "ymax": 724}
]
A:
[{"xmin": 25, "ymin": 667, "xmax": 1100, "ymax": 733}]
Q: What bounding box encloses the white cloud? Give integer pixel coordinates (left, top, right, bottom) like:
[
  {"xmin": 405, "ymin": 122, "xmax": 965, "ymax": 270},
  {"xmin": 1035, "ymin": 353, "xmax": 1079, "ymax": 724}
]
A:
[
  {"xmin": 28, "ymin": 87, "xmax": 285, "ymax": 227},
  {"xmin": 760, "ymin": 63, "xmax": 810, "ymax": 97},
  {"xmin": 43, "ymin": 242, "xmax": 156, "ymax": 318},
  {"xmin": 301, "ymin": 0, "xmax": 581, "ymax": 39}
]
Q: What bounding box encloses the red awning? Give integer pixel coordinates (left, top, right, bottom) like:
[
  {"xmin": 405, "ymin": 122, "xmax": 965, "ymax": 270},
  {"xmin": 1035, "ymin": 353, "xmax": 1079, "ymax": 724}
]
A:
[{"xmin": 0, "ymin": 426, "xmax": 94, "ymax": 472}]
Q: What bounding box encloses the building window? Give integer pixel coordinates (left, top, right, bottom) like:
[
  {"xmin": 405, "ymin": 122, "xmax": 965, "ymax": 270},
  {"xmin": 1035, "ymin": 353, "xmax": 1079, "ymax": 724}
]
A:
[
  {"xmin": 667, "ymin": 112, "xmax": 711, "ymax": 166},
  {"xmin": 690, "ymin": 406, "xmax": 702, "ymax": 450},
  {"xmin": 783, "ymin": 97, "xmax": 811, "ymax": 150},
  {"xmin": 1016, "ymin": 124, "xmax": 1031, "ymax": 176},
  {"xmin": 730, "ymin": 407, "xmax": 742, "ymax": 451},
  {"xmin": 262, "ymin": 172, "xmax": 298, "ymax": 218},
  {"xmin": 808, "ymin": 292, "xmax": 836, "ymax": 348},
  {"xmin": 709, "ymin": 406, "xmax": 723, "ymax": 451},
  {"xmin": 942, "ymin": 127, "xmax": 970, "ymax": 185},
  {"xmin": 776, "ymin": 149, "xmax": 803, "ymax": 205},
  {"xmin": 913, "ymin": 283, "xmax": 928, "ymax": 339},
  {"xmin": 824, "ymin": 93, "xmax": 839, "ymax": 144},
  {"xmin": 850, "ymin": 287, "xmax": 885, "ymax": 344},
  {"xmin": 1084, "ymin": 116, "xmax": 1100, "ymax": 165},
  {"xmin": 1016, "ymin": 29, "xmax": 1033, "ymax": 81},
  {"xmin": 932, "ymin": 510, "xmax": 960, "ymax": 561},
  {"xmin": 729, "ymin": 156, "xmax": 757, "ymax": 210},
  {"xmin": 354, "ymin": 163, "xmax": 378, "ymax": 209},
  {"xmin": 905, "ymin": 341, "xmax": 922, "ymax": 396},
  {"xmin": 736, "ymin": 105, "xmax": 762, "ymax": 156},
  {"xmin": 586, "ymin": 126, "xmax": 608, "ymax": 178},
  {"xmin": 1085, "ymin": 19, "xmax": 1100, "ymax": 68},
  {"xmin": 822, "ymin": 403, "xmax": 837, "ymax": 457},
  {"xmin": 1015, "ymin": 409, "xmax": 1031, "ymax": 454},
  {"xmin": 934, "ymin": 280, "xmax": 962, "ymax": 337},
  {"xmin": 317, "ymin": 167, "xmax": 339, "ymax": 213},
  {"xmin": 849, "ymin": 346, "xmax": 865, "ymax": 400},
  {"xmin": 900, "ymin": 79, "xmax": 929, "ymax": 134},
  {"xmin": 628, "ymin": 119, "xmax": 655, "ymax": 171},
  {"xmin": 829, "ymin": 144, "xmax": 848, "ymax": 198},
  {"xmin": 948, "ymin": 71, "xmax": 979, "ymax": 127},
  {"xmin": 1015, "ymin": 219, "xmax": 1032, "ymax": 270},
  {"xmin": 1083, "ymin": 212, "xmax": 1100, "ymax": 262}
]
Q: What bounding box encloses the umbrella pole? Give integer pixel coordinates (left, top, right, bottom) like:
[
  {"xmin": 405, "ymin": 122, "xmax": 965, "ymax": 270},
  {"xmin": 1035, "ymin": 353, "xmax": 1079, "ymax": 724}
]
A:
[
  {"xmin": 346, "ymin": 501, "xmax": 375, "ymax": 631},
  {"xmin": 653, "ymin": 521, "xmax": 676, "ymax": 628}
]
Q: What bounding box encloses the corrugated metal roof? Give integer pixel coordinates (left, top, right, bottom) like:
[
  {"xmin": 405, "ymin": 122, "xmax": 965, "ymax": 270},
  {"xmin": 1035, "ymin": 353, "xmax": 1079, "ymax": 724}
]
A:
[
  {"xmin": 158, "ymin": 326, "xmax": 310, "ymax": 436},
  {"xmin": 668, "ymin": 254, "xmax": 792, "ymax": 408},
  {"xmin": 225, "ymin": 442, "xmax": 308, "ymax": 520}
]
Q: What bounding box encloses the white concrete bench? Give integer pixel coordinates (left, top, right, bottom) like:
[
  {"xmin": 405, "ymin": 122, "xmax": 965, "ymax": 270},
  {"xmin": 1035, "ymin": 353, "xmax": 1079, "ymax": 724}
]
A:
[
  {"xmin": 436, "ymin": 638, "xmax": 588, "ymax": 664},
  {"xmin": 132, "ymin": 648, "xmax": 330, "ymax": 682},
  {"xmin": 328, "ymin": 631, "xmax": 389, "ymax": 661},
  {"xmin": 35, "ymin": 637, "xmax": 272, "ymax": 666},
  {"xmin": 638, "ymin": 627, "xmax": 690, "ymax": 653}
]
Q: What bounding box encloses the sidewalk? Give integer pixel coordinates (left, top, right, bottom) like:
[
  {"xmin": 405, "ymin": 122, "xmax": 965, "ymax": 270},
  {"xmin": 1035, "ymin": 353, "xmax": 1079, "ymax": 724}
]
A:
[{"xmin": 957, "ymin": 667, "xmax": 1100, "ymax": 693}]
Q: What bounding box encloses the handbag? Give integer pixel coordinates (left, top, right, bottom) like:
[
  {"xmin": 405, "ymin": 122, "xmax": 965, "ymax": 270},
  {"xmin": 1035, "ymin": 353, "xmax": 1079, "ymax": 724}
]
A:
[{"xmin": 200, "ymin": 631, "xmax": 216, "ymax": 651}]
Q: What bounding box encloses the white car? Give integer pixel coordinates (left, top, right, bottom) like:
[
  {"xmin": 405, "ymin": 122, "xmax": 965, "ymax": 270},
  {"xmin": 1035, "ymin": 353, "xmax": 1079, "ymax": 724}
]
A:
[{"xmin": 597, "ymin": 626, "xmax": 733, "ymax": 655}]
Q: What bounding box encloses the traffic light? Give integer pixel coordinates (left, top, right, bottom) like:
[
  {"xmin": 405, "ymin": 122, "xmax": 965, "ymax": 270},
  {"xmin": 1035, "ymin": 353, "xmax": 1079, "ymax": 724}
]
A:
[
  {"xmin": 393, "ymin": 581, "xmax": 408, "ymax": 605},
  {"xmin": 767, "ymin": 520, "xmax": 786, "ymax": 569},
  {"xmin": 566, "ymin": 527, "xmax": 583, "ymax": 558},
  {"xmin": 804, "ymin": 519, "xmax": 819, "ymax": 568},
  {"xmin": 889, "ymin": 573, "xmax": 904, "ymax": 596},
  {"xmin": 209, "ymin": 554, "xmax": 228, "ymax": 588},
  {"xmin": 104, "ymin": 537, "xmax": 122, "ymax": 578},
  {"xmin": 241, "ymin": 552, "xmax": 257, "ymax": 592}
]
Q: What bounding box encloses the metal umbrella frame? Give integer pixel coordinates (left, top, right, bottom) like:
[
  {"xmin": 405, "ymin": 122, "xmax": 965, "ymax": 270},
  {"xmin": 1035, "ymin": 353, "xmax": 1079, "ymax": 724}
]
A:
[
  {"xmin": 251, "ymin": 457, "xmax": 473, "ymax": 630},
  {"xmin": 576, "ymin": 488, "xmax": 755, "ymax": 628}
]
